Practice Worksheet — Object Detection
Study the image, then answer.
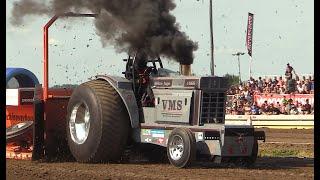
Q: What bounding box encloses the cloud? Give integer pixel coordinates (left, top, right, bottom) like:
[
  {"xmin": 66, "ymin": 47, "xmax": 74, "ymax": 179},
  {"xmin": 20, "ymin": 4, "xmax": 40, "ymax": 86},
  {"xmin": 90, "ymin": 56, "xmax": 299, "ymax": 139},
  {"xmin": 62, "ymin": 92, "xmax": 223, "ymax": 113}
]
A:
[
  {"xmin": 215, "ymin": 46, "xmax": 247, "ymax": 55},
  {"xmin": 6, "ymin": 26, "xmax": 31, "ymax": 33}
]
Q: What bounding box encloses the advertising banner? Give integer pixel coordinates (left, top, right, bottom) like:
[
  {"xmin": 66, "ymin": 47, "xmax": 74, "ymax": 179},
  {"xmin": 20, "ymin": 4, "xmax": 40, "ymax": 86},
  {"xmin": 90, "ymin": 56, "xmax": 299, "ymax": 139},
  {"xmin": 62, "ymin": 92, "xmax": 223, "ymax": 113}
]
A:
[{"xmin": 254, "ymin": 94, "xmax": 314, "ymax": 106}]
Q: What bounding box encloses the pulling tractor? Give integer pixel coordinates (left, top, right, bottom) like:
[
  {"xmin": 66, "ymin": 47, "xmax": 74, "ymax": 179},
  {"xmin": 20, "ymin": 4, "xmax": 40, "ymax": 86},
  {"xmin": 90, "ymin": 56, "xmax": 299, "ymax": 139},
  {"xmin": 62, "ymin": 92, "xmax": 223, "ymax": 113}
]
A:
[{"xmin": 7, "ymin": 13, "xmax": 265, "ymax": 168}]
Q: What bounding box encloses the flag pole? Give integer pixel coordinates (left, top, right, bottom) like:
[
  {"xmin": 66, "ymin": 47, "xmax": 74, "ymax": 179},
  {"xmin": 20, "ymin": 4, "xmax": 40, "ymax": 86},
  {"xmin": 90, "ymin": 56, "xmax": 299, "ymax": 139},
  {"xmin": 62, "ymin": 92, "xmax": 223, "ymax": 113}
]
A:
[
  {"xmin": 249, "ymin": 55, "xmax": 252, "ymax": 79},
  {"xmin": 209, "ymin": 0, "xmax": 214, "ymax": 76}
]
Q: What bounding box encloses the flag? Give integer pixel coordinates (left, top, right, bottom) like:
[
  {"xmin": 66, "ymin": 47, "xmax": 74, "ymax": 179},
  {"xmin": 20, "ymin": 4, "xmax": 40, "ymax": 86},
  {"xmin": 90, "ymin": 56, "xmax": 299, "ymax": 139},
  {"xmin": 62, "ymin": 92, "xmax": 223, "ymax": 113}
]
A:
[{"xmin": 246, "ymin": 13, "xmax": 254, "ymax": 57}]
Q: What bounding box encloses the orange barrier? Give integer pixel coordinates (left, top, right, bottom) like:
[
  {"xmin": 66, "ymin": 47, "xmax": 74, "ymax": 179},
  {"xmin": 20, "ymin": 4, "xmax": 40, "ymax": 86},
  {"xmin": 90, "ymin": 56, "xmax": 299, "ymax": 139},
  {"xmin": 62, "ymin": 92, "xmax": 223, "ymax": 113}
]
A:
[{"xmin": 6, "ymin": 88, "xmax": 35, "ymax": 160}]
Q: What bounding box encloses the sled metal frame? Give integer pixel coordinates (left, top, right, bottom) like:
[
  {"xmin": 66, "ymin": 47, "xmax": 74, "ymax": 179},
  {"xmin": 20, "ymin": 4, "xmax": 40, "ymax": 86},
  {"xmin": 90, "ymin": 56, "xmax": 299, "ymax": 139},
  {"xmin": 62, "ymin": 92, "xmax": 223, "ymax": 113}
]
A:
[
  {"xmin": 32, "ymin": 13, "xmax": 98, "ymax": 160},
  {"xmin": 43, "ymin": 12, "xmax": 98, "ymax": 102}
]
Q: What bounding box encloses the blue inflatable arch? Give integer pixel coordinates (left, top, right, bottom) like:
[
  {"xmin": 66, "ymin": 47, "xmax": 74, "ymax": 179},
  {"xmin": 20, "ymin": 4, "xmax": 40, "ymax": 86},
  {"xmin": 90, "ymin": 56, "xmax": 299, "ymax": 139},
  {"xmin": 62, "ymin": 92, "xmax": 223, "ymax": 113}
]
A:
[{"xmin": 6, "ymin": 68, "xmax": 39, "ymax": 88}]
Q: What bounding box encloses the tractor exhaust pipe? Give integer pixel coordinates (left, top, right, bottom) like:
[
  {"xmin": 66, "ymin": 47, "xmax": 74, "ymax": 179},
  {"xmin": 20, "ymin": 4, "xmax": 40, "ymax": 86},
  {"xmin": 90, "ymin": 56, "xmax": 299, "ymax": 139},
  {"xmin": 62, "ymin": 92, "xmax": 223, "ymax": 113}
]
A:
[{"xmin": 180, "ymin": 64, "xmax": 191, "ymax": 76}]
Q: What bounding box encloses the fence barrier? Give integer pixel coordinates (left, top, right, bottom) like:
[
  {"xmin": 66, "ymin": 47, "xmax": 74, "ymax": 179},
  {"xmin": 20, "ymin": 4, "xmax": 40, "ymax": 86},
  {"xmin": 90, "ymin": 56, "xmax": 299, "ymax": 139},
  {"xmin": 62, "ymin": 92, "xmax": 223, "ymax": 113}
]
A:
[{"xmin": 225, "ymin": 115, "xmax": 314, "ymax": 129}]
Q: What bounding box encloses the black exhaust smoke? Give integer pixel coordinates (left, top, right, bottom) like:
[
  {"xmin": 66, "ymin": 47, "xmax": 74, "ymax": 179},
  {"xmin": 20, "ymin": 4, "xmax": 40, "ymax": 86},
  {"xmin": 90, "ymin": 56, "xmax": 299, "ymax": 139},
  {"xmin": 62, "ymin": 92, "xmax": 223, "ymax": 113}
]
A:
[{"xmin": 11, "ymin": 0, "xmax": 198, "ymax": 65}]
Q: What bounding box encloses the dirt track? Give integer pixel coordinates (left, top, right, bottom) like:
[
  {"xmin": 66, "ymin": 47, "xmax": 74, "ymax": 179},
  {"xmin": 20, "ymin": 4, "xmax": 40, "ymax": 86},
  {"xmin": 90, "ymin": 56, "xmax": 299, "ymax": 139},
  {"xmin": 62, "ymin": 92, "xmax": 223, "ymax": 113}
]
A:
[
  {"xmin": 258, "ymin": 128, "xmax": 314, "ymax": 144},
  {"xmin": 6, "ymin": 129, "xmax": 314, "ymax": 180}
]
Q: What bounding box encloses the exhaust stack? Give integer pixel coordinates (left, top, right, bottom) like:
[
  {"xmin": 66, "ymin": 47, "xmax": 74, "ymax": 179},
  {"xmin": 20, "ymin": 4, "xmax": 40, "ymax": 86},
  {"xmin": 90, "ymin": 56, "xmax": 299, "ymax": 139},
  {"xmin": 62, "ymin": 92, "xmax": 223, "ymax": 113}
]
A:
[{"xmin": 180, "ymin": 64, "xmax": 191, "ymax": 76}]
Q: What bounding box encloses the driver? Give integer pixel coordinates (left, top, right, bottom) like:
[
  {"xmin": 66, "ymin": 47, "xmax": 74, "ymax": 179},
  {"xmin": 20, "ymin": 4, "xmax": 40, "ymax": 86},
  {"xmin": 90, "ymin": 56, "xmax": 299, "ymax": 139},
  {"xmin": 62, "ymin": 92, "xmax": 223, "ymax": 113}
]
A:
[
  {"xmin": 135, "ymin": 53, "xmax": 151, "ymax": 85},
  {"xmin": 134, "ymin": 52, "xmax": 154, "ymax": 107}
]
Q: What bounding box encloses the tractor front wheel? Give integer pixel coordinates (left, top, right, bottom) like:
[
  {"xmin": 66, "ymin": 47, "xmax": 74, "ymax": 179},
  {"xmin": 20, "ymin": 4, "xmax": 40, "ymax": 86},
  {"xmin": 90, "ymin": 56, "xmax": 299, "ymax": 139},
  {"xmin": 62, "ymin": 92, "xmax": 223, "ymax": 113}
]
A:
[{"xmin": 167, "ymin": 128, "xmax": 196, "ymax": 168}]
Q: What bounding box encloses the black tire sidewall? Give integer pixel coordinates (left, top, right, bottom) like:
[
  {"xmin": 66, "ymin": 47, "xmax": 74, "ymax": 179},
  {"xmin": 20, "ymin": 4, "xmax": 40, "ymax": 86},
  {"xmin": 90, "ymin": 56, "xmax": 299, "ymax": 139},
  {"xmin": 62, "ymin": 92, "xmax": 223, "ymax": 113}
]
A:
[
  {"xmin": 186, "ymin": 130, "xmax": 196, "ymax": 162},
  {"xmin": 66, "ymin": 84, "xmax": 103, "ymax": 162}
]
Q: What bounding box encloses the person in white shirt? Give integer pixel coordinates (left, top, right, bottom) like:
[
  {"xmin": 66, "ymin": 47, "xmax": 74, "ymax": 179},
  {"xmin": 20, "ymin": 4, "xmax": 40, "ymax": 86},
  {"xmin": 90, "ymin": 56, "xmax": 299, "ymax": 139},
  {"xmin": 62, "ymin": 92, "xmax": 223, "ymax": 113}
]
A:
[{"xmin": 296, "ymin": 83, "xmax": 304, "ymax": 94}]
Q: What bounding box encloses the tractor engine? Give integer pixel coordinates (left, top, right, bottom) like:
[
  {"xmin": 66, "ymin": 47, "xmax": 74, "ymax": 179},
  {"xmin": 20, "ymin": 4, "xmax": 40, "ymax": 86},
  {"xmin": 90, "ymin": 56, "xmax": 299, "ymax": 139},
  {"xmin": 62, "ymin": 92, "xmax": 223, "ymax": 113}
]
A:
[
  {"xmin": 123, "ymin": 54, "xmax": 228, "ymax": 126},
  {"xmin": 142, "ymin": 63, "xmax": 228, "ymax": 126}
]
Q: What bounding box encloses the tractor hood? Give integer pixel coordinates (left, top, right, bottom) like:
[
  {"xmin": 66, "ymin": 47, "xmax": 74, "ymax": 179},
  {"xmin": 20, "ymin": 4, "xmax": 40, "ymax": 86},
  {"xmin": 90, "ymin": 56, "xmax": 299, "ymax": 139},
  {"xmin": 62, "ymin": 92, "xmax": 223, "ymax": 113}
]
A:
[{"xmin": 150, "ymin": 76, "xmax": 229, "ymax": 90}]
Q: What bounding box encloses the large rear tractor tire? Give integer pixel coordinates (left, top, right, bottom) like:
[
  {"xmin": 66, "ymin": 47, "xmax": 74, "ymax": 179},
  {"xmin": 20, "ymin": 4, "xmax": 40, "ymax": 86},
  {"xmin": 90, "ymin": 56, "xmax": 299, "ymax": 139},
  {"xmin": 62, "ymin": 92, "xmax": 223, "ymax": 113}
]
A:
[
  {"xmin": 167, "ymin": 128, "xmax": 196, "ymax": 168},
  {"xmin": 66, "ymin": 80, "xmax": 130, "ymax": 163}
]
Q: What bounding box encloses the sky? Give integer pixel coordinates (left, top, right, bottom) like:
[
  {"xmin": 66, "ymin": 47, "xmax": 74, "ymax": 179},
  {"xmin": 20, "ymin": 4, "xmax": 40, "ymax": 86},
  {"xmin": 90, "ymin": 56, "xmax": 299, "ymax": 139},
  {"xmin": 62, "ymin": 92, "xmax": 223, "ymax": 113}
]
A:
[{"xmin": 6, "ymin": 0, "xmax": 314, "ymax": 86}]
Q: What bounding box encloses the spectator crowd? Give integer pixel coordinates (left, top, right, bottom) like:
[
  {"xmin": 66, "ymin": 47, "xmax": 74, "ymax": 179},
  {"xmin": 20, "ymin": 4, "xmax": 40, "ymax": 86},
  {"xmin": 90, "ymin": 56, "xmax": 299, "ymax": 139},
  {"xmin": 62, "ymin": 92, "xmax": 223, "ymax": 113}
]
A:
[{"xmin": 226, "ymin": 64, "xmax": 314, "ymax": 115}]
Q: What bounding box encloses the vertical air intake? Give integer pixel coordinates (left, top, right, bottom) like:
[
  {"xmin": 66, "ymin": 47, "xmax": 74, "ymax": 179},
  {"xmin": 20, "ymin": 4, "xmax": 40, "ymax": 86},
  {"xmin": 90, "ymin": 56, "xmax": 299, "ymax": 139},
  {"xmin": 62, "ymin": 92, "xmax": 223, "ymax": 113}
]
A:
[{"xmin": 180, "ymin": 64, "xmax": 191, "ymax": 76}]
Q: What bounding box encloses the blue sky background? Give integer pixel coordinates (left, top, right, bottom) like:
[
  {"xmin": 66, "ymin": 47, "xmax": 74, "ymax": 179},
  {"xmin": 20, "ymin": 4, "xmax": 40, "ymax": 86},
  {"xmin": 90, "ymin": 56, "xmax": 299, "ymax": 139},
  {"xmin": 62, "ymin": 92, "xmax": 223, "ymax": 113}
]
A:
[{"xmin": 6, "ymin": 0, "xmax": 314, "ymax": 86}]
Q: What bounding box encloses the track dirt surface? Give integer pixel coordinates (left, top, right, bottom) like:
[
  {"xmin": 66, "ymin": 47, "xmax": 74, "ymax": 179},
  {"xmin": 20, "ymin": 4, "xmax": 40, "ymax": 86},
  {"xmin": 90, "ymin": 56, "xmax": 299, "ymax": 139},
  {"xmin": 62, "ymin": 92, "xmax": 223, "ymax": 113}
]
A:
[{"xmin": 7, "ymin": 128, "xmax": 314, "ymax": 180}]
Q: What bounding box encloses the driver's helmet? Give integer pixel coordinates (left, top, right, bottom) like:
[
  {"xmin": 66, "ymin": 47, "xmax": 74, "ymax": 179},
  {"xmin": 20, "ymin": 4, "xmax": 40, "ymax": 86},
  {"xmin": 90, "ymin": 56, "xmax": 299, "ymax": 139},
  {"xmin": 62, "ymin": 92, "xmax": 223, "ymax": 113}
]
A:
[{"xmin": 135, "ymin": 51, "xmax": 148, "ymax": 69}]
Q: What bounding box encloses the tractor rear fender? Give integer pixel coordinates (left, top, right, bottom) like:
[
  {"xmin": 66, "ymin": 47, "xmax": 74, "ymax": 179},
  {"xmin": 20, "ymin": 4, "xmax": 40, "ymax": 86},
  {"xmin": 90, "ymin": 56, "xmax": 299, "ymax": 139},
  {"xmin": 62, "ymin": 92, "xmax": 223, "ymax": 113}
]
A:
[{"xmin": 95, "ymin": 75, "xmax": 140, "ymax": 128}]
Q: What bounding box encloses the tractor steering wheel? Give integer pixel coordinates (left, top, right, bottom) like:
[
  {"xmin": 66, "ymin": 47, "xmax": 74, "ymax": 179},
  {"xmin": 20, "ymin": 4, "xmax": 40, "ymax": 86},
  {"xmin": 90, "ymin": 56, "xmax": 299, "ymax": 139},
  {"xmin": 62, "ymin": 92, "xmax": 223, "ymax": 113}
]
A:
[{"xmin": 141, "ymin": 66, "xmax": 154, "ymax": 77}]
